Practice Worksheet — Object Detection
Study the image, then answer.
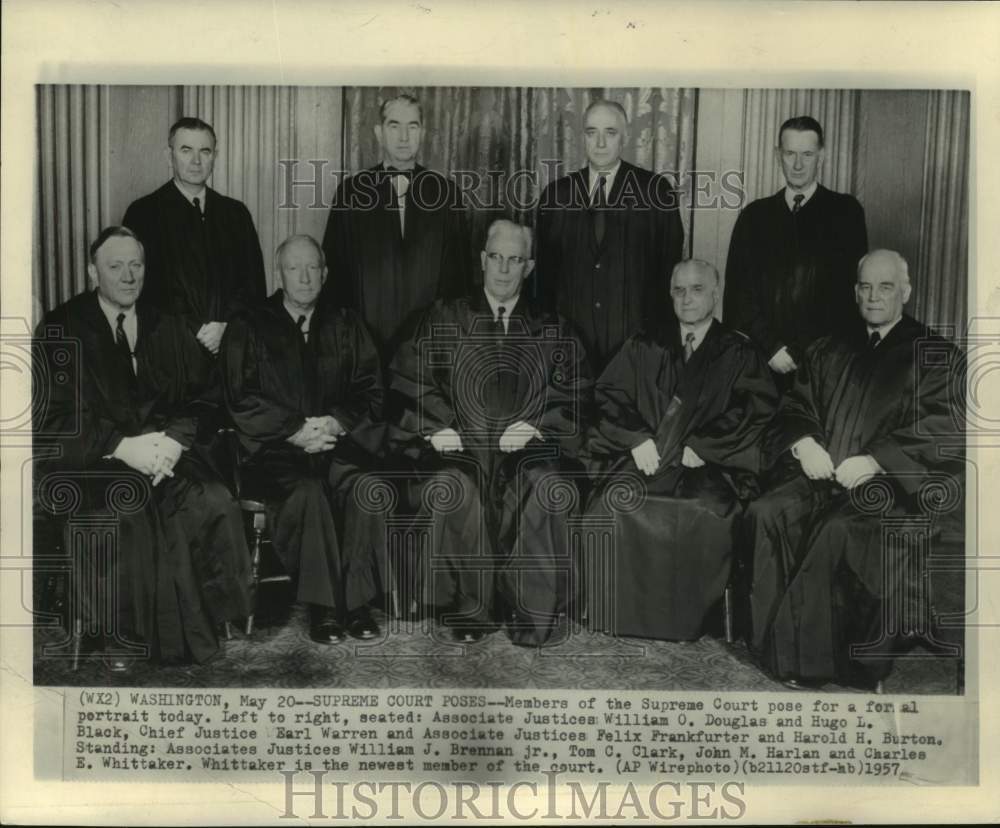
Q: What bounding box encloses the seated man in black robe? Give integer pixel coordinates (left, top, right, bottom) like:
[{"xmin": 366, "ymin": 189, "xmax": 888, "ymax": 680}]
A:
[
  {"xmin": 388, "ymin": 219, "xmax": 593, "ymax": 646},
  {"xmin": 34, "ymin": 226, "xmax": 251, "ymax": 671},
  {"xmin": 586, "ymin": 259, "xmax": 778, "ymax": 640},
  {"xmin": 123, "ymin": 117, "xmax": 266, "ymax": 363},
  {"xmin": 221, "ymin": 234, "xmax": 386, "ymax": 644},
  {"xmin": 744, "ymin": 249, "xmax": 964, "ymax": 688}
]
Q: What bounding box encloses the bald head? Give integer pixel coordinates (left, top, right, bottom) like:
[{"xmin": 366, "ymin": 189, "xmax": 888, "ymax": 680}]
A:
[
  {"xmin": 670, "ymin": 259, "xmax": 720, "ymax": 325},
  {"xmin": 856, "ymin": 249, "xmax": 911, "ymax": 328}
]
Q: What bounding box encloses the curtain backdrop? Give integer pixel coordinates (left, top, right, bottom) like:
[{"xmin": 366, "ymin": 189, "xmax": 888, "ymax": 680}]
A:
[
  {"xmin": 738, "ymin": 88, "xmax": 862, "ymax": 207},
  {"xmin": 31, "ymin": 85, "xmax": 968, "ymax": 336},
  {"xmin": 915, "ymin": 90, "xmax": 969, "ymax": 334},
  {"xmin": 34, "ymin": 86, "xmax": 110, "ymax": 319},
  {"xmin": 343, "ymin": 86, "xmax": 697, "ymax": 263}
]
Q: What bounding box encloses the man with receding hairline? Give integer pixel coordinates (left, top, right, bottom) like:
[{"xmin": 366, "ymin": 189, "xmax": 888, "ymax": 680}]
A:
[
  {"xmin": 389, "ymin": 218, "xmax": 592, "ymax": 646},
  {"xmin": 724, "ymin": 115, "xmax": 868, "ymax": 387},
  {"xmin": 586, "ymin": 258, "xmax": 777, "ymax": 641},
  {"xmin": 222, "ymin": 234, "xmax": 387, "ymax": 644},
  {"xmin": 321, "ymin": 93, "xmax": 471, "ymax": 355},
  {"xmin": 123, "ymin": 117, "xmax": 266, "ymax": 363},
  {"xmin": 744, "ymin": 248, "xmax": 963, "ymax": 688},
  {"xmin": 537, "ymin": 98, "xmax": 685, "ymax": 369},
  {"xmin": 34, "ymin": 225, "xmax": 251, "ymax": 671}
]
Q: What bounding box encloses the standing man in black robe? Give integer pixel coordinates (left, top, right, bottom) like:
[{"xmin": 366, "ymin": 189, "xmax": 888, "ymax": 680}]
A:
[
  {"xmin": 744, "ymin": 249, "xmax": 963, "ymax": 688},
  {"xmin": 389, "ymin": 219, "xmax": 593, "ymax": 646},
  {"xmin": 34, "ymin": 226, "xmax": 251, "ymax": 671},
  {"xmin": 536, "ymin": 99, "xmax": 685, "ymax": 369},
  {"xmin": 724, "ymin": 115, "xmax": 868, "ymax": 387},
  {"xmin": 586, "ymin": 259, "xmax": 778, "ymax": 640},
  {"xmin": 320, "ymin": 93, "xmax": 470, "ymax": 354},
  {"xmin": 123, "ymin": 117, "xmax": 266, "ymax": 362},
  {"xmin": 221, "ymin": 235, "xmax": 386, "ymax": 644}
]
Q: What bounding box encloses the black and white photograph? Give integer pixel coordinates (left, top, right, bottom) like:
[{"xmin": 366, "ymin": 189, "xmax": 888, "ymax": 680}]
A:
[{"xmin": 2, "ymin": 1, "xmax": 997, "ymax": 825}]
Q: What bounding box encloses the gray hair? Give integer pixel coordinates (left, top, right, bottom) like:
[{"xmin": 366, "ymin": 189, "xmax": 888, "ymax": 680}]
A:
[
  {"xmin": 484, "ymin": 219, "xmax": 533, "ymax": 257},
  {"xmin": 857, "ymin": 249, "xmax": 910, "ymax": 285},
  {"xmin": 275, "ymin": 234, "xmax": 326, "ymax": 269},
  {"xmin": 671, "ymin": 257, "xmax": 720, "ymax": 285}
]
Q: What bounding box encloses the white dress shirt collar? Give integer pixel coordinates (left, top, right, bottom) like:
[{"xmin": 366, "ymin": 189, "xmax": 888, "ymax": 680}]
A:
[
  {"xmin": 679, "ymin": 317, "xmax": 713, "ymax": 353},
  {"xmin": 284, "ymin": 299, "xmax": 316, "ymax": 339},
  {"xmin": 867, "ymin": 315, "xmax": 902, "ymax": 344},
  {"xmin": 588, "ymin": 161, "xmax": 622, "ymax": 199},
  {"xmin": 484, "ymin": 289, "xmax": 520, "ymax": 332},
  {"xmin": 784, "ymin": 181, "xmax": 818, "ymax": 211},
  {"xmin": 174, "ymin": 179, "xmax": 207, "ymax": 212}
]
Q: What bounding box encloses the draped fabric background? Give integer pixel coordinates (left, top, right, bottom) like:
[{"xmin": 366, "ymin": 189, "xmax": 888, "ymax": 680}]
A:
[
  {"xmin": 342, "ymin": 86, "xmax": 696, "ymax": 269},
  {"xmin": 915, "ymin": 90, "xmax": 970, "ymax": 333},
  {"xmin": 32, "ymin": 84, "xmax": 968, "ymax": 337}
]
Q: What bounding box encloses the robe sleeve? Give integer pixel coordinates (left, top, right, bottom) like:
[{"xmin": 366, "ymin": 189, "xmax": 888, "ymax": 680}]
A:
[
  {"xmin": 34, "ymin": 316, "xmax": 126, "ymax": 468},
  {"xmin": 645, "ymin": 175, "xmax": 685, "ymax": 329},
  {"xmin": 685, "ymin": 342, "xmax": 778, "ymax": 473},
  {"xmin": 865, "ymin": 342, "xmax": 963, "ymax": 495},
  {"xmin": 222, "ymin": 203, "xmax": 267, "ymax": 321},
  {"xmin": 328, "ymin": 311, "xmax": 384, "ymax": 433},
  {"xmin": 159, "ymin": 317, "xmax": 219, "ymax": 449},
  {"xmin": 831, "ymin": 198, "xmax": 869, "ymax": 341},
  {"xmin": 723, "ymin": 207, "xmax": 782, "ymax": 359},
  {"xmin": 762, "ymin": 339, "xmax": 830, "ymax": 467},
  {"xmin": 589, "ymin": 337, "xmax": 657, "ymax": 455},
  {"xmin": 220, "ymin": 314, "xmax": 306, "ymax": 455},
  {"xmin": 439, "ymin": 181, "xmax": 473, "ymax": 300},
  {"xmin": 532, "ymin": 320, "xmax": 594, "ymax": 456},
  {"xmin": 535, "ymin": 182, "xmax": 561, "ymax": 312},
  {"xmin": 387, "ymin": 302, "xmax": 457, "ymax": 454},
  {"xmin": 320, "ymin": 179, "xmax": 359, "ymax": 311}
]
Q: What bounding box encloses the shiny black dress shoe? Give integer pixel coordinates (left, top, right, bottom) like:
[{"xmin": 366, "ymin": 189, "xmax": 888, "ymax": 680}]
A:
[
  {"xmin": 102, "ymin": 654, "xmax": 134, "ymax": 674},
  {"xmin": 309, "ymin": 609, "xmax": 346, "ymax": 645},
  {"xmin": 451, "ymin": 626, "xmax": 492, "ymax": 645},
  {"xmin": 346, "ymin": 607, "xmax": 380, "ymax": 640}
]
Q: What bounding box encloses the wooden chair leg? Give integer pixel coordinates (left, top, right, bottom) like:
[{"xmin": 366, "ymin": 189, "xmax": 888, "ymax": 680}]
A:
[{"xmin": 245, "ymin": 521, "xmax": 263, "ymax": 636}]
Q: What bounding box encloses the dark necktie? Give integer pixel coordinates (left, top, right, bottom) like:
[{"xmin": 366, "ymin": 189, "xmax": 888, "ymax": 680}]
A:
[
  {"xmin": 592, "ymin": 174, "xmax": 608, "ymax": 245},
  {"xmin": 297, "ymin": 314, "xmax": 308, "ymax": 343},
  {"xmin": 792, "ymin": 193, "xmax": 804, "ymax": 215},
  {"xmin": 495, "ymin": 305, "xmax": 507, "ymax": 336},
  {"xmin": 683, "ymin": 331, "xmax": 696, "ymax": 363},
  {"xmin": 193, "ymin": 196, "xmax": 205, "ymax": 221},
  {"xmin": 868, "ymin": 330, "xmax": 881, "ymax": 350},
  {"xmin": 115, "ymin": 312, "xmax": 134, "ymax": 373}
]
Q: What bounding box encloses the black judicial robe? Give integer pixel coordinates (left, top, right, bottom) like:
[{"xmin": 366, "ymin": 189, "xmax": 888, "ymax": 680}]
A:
[
  {"xmin": 34, "ymin": 291, "xmax": 250, "ymax": 663},
  {"xmin": 586, "ymin": 319, "xmax": 778, "ymax": 640},
  {"xmin": 723, "ymin": 185, "xmax": 868, "ymax": 363},
  {"xmin": 221, "ymin": 292, "xmax": 386, "ymax": 611},
  {"xmin": 536, "ymin": 161, "xmax": 685, "ymax": 368},
  {"xmin": 388, "ymin": 292, "xmax": 593, "ymax": 644},
  {"xmin": 745, "ymin": 314, "xmax": 964, "ymax": 684},
  {"xmin": 123, "ymin": 181, "xmax": 266, "ymax": 334},
  {"xmin": 320, "ymin": 163, "xmax": 471, "ymax": 352}
]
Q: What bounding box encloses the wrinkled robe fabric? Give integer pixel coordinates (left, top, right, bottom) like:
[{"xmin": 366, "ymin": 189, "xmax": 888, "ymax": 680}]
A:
[
  {"xmin": 221, "ymin": 291, "xmax": 387, "ymax": 612},
  {"xmin": 35, "ymin": 290, "xmax": 250, "ymax": 663},
  {"xmin": 388, "ymin": 292, "xmax": 593, "ymax": 644},
  {"xmin": 745, "ymin": 314, "xmax": 964, "ymax": 684},
  {"xmin": 587, "ymin": 320, "xmax": 777, "ymax": 640}
]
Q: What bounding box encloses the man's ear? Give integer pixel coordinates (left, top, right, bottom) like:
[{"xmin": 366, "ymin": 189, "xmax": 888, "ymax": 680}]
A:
[
  {"xmin": 902, "ymin": 282, "xmax": 912, "ymax": 304},
  {"xmin": 524, "ymin": 258, "xmax": 536, "ymax": 279},
  {"xmin": 321, "ymin": 266, "xmax": 329, "ymax": 286},
  {"xmin": 480, "ymin": 250, "xmax": 487, "ymax": 273},
  {"xmin": 373, "ymin": 124, "xmax": 383, "ymax": 147},
  {"xmin": 87, "ymin": 263, "xmax": 98, "ymax": 290}
]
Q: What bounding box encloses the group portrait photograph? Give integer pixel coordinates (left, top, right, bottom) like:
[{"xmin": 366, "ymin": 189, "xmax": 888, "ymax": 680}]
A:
[{"xmin": 26, "ymin": 82, "xmax": 969, "ymax": 696}]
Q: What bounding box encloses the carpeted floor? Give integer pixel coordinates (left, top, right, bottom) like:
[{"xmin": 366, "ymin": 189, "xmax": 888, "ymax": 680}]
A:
[{"xmin": 34, "ymin": 587, "xmax": 962, "ymax": 693}]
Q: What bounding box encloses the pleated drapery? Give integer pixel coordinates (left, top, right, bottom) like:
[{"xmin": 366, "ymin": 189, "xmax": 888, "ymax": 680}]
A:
[
  {"xmin": 914, "ymin": 91, "xmax": 970, "ymax": 334},
  {"xmin": 738, "ymin": 88, "xmax": 861, "ymax": 207},
  {"xmin": 180, "ymin": 86, "xmax": 297, "ymax": 292},
  {"xmin": 341, "ymin": 86, "xmax": 697, "ymax": 257},
  {"xmin": 34, "ymin": 86, "xmax": 110, "ymax": 320}
]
